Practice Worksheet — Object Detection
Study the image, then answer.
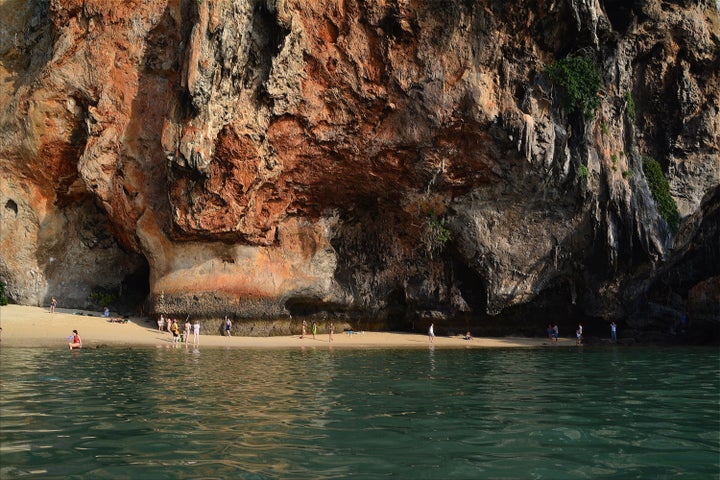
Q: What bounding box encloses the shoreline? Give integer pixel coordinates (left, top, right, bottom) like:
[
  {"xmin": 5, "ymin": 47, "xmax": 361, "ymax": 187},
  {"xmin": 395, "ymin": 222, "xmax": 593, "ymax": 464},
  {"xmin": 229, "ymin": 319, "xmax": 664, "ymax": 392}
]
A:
[{"xmin": 0, "ymin": 304, "xmax": 571, "ymax": 350}]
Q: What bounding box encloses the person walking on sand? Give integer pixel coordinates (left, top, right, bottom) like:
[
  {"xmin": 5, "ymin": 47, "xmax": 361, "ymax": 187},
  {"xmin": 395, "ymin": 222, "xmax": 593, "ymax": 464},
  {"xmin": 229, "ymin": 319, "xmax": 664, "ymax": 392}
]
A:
[
  {"xmin": 610, "ymin": 321, "xmax": 617, "ymax": 342},
  {"xmin": 301, "ymin": 319, "xmax": 307, "ymax": 339},
  {"xmin": 553, "ymin": 324, "xmax": 559, "ymax": 343},
  {"xmin": 166, "ymin": 317, "xmax": 172, "ymax": 333},
  {"xmin": 311, "ymin": 320, "xmax": 317, "ymax": 340},
  {"xmin": 428, "ymin": 323, "xmax": 435, "ymax": 343},
  {"xmin": 68, "ymin": 329, "xmax": 82, "ymax": 349},
  {"xmin": 329, "ymin": 322, "xmax": 334, "ymax": 343},
  {"xmin": 50, "ymin": 296, "xmax": 57, "ymax": 314},
  {"xmin": 546, "ymin": 324, "xmax": 553, "ymax": 340},
  {"xmin": 158, "ymin": 315, "xmax": 165, "ymax": 332},
  {"xmin": 225, "ymin": 316, "xmax": 232, "ymax": 336},
  {"xmin": 193, "ymin": 319, "xmax": 200, "ymax": 345}
]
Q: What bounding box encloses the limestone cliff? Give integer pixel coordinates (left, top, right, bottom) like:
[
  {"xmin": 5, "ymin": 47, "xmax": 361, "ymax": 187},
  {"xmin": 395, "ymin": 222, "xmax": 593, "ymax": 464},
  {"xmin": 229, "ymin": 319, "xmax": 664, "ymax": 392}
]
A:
[{"xmin": 1, "ymin": 0, "xmax": 718, "ymax": 338}]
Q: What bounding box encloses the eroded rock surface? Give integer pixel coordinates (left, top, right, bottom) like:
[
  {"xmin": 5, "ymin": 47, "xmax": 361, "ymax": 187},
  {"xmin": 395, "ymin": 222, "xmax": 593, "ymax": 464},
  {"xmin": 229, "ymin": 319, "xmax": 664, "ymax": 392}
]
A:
[{"xmin": 1, "ymin": 0, "xmax": 718, "ymax": 337}]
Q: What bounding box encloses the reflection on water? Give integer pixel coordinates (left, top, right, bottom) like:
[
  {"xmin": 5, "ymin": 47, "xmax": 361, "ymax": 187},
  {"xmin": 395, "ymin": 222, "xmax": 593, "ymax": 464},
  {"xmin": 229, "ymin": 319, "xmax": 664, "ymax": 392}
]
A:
[{"xmin": 1, "ymin": 346, "xmax": 718, "ymax": 479}]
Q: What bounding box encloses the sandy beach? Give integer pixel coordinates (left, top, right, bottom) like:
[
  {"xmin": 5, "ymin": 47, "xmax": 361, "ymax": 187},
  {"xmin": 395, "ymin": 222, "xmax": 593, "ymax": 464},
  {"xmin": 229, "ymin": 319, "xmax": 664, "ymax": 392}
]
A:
[{"xmin": 0, "ymin": 304, "xmax": 570, "ymax": 349}]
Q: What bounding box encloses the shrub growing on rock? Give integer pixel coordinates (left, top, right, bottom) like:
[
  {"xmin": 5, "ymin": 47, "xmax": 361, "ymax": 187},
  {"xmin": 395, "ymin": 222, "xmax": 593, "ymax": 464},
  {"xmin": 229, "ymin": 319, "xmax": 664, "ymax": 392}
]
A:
[
  {"xmin": 547, "ymin": 54, "xmax": 601, "ymax": 119},
  {"xmin": 643, "ymin": 156, "xmax": 680, "ymax": 234},
  {"xmin": 0, "ymin": 281, "xmax": 8, "ymax": 306}
]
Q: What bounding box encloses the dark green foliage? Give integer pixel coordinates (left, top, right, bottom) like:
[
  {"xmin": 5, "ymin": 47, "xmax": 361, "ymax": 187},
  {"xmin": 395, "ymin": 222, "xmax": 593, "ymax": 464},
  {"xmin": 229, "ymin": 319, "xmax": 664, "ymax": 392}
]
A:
[
  {"xmin": 547, "ymin": 54, "xmax": 601, "ymax": 118},
  {"xmin": 0, "ymin": 281, "xmax": 8, "ymax": 306},
  {"xmin": 90, "ymin": 290, "xmax": 116, "ymax": 307},
  {"xmin": 643, "ymin": 156, "xmax": 680, "ymax": 234},
  {"xmin": 422, "ymin": 214, "xmax": 452, "ymax": 258},
  {"xmin": 626, "ymin": 91, "xmax": 636, "ymax": 122},
  {"xmin": 578, "ymin": 164, "xmax": 589, "ymax": 179}
]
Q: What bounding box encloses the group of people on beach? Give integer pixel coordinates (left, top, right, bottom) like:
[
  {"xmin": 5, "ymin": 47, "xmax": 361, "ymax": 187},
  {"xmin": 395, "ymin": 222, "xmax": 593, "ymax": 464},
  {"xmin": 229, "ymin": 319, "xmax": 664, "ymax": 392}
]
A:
[
  {"xmin": 546, "ymin": 322, "xmax": 619, "ymax": 344},
  {"xmin": 428, "ymin": 324, "xmax": 473, "ymax": 343},
  {"xmin": 157, "ymin": 315, "xmax": 200, "ymax": 345},
  {"xmin": 300, "ymin": 319, "xmax": 335, "ymax": 342}
]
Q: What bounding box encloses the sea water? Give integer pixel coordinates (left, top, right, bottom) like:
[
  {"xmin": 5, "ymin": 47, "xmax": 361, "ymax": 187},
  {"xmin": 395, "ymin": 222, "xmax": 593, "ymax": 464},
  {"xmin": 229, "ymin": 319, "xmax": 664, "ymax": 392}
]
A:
[{"xmin": 0, "ymin": 345, "xmax": 718, "ymax": 479}]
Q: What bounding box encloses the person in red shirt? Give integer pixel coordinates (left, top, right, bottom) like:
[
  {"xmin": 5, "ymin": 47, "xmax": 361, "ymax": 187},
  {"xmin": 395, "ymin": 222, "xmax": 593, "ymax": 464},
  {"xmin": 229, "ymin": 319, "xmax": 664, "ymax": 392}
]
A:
[{"xmin": 68, "ymin": 330, "xmax": 82, "ymax": 350}]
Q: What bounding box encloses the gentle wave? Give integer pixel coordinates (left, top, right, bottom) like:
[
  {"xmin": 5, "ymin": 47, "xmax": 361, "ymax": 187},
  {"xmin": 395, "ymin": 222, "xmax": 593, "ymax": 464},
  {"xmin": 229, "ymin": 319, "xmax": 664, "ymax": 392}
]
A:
[{"xmin": 1, "ymin": 347, "xmax": 718, "ymax": 479}]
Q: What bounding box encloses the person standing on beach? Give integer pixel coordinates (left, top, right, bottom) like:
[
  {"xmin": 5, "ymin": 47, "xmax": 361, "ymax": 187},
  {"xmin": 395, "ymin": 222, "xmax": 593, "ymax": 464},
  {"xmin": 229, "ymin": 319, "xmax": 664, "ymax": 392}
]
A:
[
  {"xmin": 610, "ymin": 321, "xmax": 617, "ymax": 342},
  {"xmin": 225, "ymin": 316, "xmax": 232, "ymax": 336},
  {"xmin": 183, "ymin": 318, "xmax": 191, "ymax": 343},
  {"xmin": 193, "ymin": 319, "xmax": 200, "ymax": 346},
  {"xmin": 546, "ymin": 324, "xmax": 553, "ymax": 340},
  {"xmin": 428, "ymin": 323, "xmax": 435, "ymax": 343},
  {"xmin": 578, "ymin": 323, "xmax": 583, "ymax": 338},
  {"xmin": 553, "ymin": 324, "xmax": 559, "ymax": 342},
  {"xmin": 329, "ymin": 322, "xmax": 334, "ymax": 343},
  {"xmin": 158, "ymin": 315, "xmax": 165, "ymax": 332},
  {"xmin": 171, "ymin": 319, "xmax": 180, "ymax": 344},
  {"xmin": 166, "ymin": 317, "xmax": 172, "ymax": 333},
  {"xmin": 301, "ymin": 319, "xmax": 307, "ymax": 339},
  {"xmin": 311, "ymin": 320, "xmax": 317, "ymax": 340},
  {"xmin": 50, "ymin": 296, "xmax": 57, "ymax": 314},
  {"xmin": 68, "ymin": 329, "xmax": 82, "ymax": 349},
  {"xmin": 576, "ymin": 323, "xmax": 583, "ymax": 345}
]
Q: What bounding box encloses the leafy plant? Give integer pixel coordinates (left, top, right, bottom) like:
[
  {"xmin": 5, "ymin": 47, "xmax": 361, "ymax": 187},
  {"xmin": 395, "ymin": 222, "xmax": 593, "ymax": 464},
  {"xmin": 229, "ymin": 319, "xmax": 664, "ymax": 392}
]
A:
[
  {"xmin": 547, "ymin": 54, "xmax": 601, "ymax": 118},
  {"xmin": 622, "ymin": 169, "xmax": 633, "ymax": 179},
  {"xmin": 90, "ymin": 289, "xmax": 116, "ymax": 307},
  {"xmin": 578, "ymin": 164, "xmax": 589, "ymax": 179},
  {"xmin": 422, "ymin": 213, "xmax": 452, "ymax": 257},
  {"xmin": 626, "ymin": 91, "xmax": 636, "ymax": 122},
  {"xmin": 0, "ymin": 281, "xmax": 8, "ymax": 306},
  {"xmin": 643, "ymin": 156, "xmax": 680, "ymax": 234}
]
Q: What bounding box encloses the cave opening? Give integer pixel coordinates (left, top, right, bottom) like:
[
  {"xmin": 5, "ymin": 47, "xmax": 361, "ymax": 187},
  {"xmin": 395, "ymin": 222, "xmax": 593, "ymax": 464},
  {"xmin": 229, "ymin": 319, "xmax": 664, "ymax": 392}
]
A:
[
  {"xmin": 118, "ymin": 258, "xmax": 151, "ymax": 314},
  {"xmin": 450, "ymin": 252, "xmax": 488, "ymax": 313},
  {"xmin": 4, "ymin": 199, "xmax": 18, "ymax": 217},
  {"xmin": 603, "ymin": 0, "xmax": 636, "ymax": 34}
]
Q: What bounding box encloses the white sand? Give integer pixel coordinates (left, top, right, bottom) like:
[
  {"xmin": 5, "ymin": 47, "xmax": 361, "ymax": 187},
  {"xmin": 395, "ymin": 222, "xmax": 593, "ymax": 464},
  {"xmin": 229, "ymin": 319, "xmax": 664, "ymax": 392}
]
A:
[{"xmin": 0, "ymin": 304, "xmax": 570, "ymax": 349}]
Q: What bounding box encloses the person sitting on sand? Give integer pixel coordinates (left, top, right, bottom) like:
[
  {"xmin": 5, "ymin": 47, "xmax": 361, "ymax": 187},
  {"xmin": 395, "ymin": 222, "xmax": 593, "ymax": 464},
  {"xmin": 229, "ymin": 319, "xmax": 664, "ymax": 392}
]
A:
[
  {"xmin": 102, "ymin": 306, "xmax": 110, "ymax": 317},
  {"xmin": 68, "ymin": 329, "xmax": 82, "ymax": 350},
  {"xmin": 464, "ymin": 331, "xmax": 473, "ymax": 340}
]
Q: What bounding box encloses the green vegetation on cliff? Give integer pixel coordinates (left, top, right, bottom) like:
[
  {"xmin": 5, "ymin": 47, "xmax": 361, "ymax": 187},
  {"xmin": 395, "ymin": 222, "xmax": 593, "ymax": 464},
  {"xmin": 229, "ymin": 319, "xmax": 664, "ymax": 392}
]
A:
[
  {"xmin": 0, "ymin": 281, "xmax": 8, "ymax": 306},
  {"xmin": 547, "ymin": 54, "xmax": 601, "ymax": 118},
  {"xmin": 643, "ymin": 156, "xmax": 680, "ymax": 234}
]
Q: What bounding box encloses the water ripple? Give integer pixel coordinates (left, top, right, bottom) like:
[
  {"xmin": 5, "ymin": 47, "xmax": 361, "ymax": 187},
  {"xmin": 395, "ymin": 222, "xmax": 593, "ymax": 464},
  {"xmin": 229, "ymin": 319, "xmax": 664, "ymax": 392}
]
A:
[{"xmin": 1, "ymin": 347, "xmax": 718, "ymax": 479}]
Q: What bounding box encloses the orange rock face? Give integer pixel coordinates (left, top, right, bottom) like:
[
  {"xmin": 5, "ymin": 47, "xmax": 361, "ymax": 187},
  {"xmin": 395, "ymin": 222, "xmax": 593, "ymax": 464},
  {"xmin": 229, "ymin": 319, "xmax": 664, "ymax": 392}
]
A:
[{"xmin": 1, "ymin": 0, "xmax": 718, "ymax": 333}]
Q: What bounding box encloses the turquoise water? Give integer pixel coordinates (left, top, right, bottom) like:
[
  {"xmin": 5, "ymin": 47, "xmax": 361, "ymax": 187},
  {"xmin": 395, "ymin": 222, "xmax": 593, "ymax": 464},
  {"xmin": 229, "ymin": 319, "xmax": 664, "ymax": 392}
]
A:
[{"xmin": 1, "ymin": 346, "xmax": 718, "ymax": 479}]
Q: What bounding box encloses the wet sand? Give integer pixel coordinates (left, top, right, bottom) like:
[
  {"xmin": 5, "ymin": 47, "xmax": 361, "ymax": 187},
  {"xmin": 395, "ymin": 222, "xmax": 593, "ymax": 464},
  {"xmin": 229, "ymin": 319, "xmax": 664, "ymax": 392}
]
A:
[{"xmin": 0, "ymin": 304, "xmax": 570, "ymax": 349}]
